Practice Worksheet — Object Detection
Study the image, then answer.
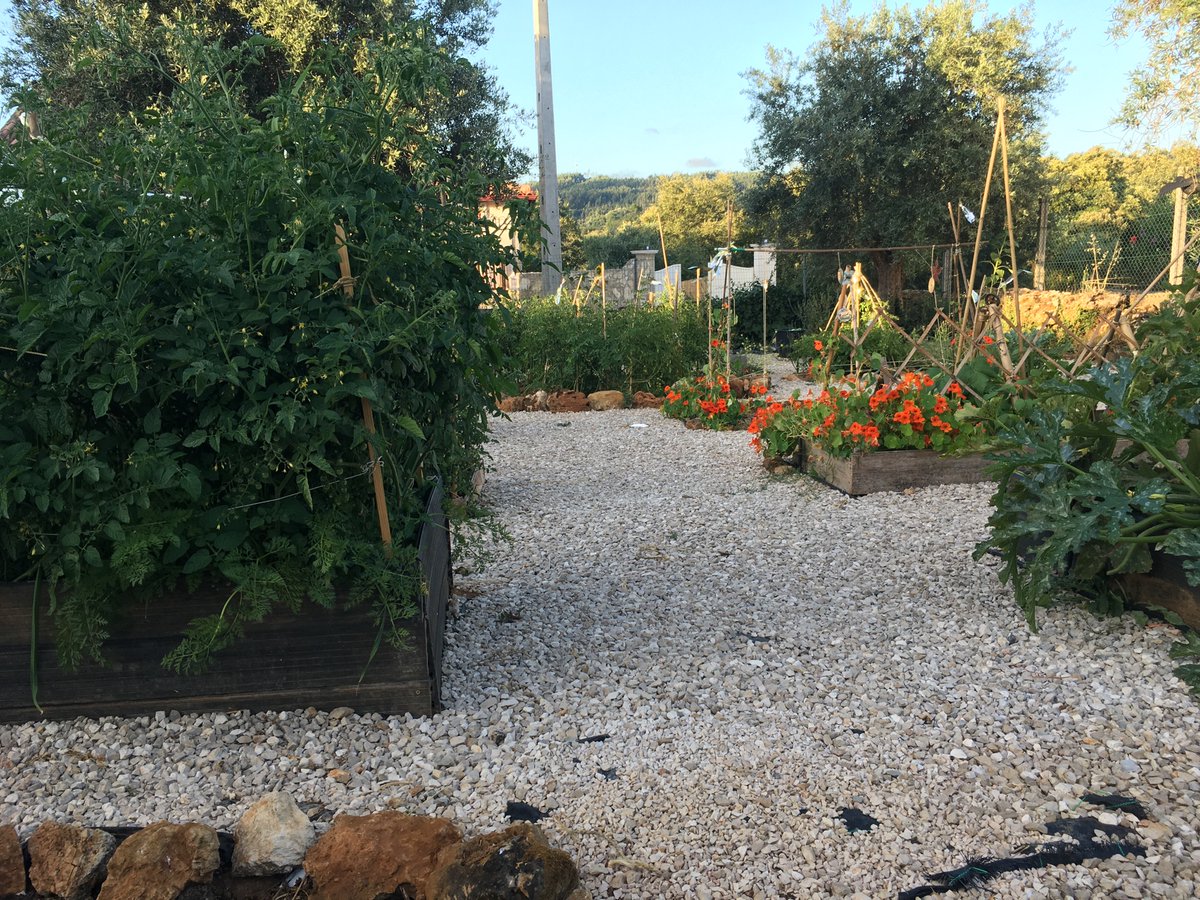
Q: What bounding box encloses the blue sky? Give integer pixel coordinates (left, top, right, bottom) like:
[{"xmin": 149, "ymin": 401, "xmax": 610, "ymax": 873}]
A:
[
  {"xmin": 0, "ymin": 0, "xmax": 1181, "ymax": 177},
  {"xmin": 481, "ymin": 0, "xmax": 1178, "ymax": 177}
]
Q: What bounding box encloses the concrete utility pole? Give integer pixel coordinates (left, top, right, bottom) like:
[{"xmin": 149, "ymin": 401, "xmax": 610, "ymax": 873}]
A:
[{"xmin": 533, "ymin": 0, "xmax": 563, "ymax": 293}]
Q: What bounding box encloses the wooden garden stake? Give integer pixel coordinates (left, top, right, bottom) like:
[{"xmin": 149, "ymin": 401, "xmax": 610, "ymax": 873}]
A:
[
  {"xmin": 335, "ymin": 223, "xmax": 392, "ymax": 553},
  {"xmin": 723, "ymin": 200, "xmax": 734, "ymax": 381},
  {"xmin": 600, "ymin": 262, "xmax": 607, "ymax": 338},
  {"xmin": 946, "ymin": 202, "xmax": 969, "ymax": 308},
  {"xmin": 997, "ymin": 97, "xmax": 1024, "ymax": 359},
  {"xmin": 572, "ymin": 270, "xmax": 585, "ymax": 315},
  {"xmin": 961, "ymin": 113, "xmax": 1002, "ymax": 355},
  {"xmin": 762, "ymin": 280, "xmax": 768, "ymax": 380},
  {"xmin": 657, "ymin": 212, "xmax": 677, "ymax": 317}
]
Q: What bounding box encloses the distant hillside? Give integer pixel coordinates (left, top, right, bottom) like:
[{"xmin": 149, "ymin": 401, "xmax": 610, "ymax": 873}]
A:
[
  {"xmin": 559, "ymin": 172, "xmax": 755, "ymax": 232},
  {"xmin": 558, "ymin": 174, "xmax": 657, "ymax": 231}
]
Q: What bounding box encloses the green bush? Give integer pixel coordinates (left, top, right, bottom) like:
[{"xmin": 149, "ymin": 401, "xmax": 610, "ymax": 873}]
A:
[
  {"xmin": 499, "ymin": 298, "xmax": 707, "ymax": 395},
  {"xmin": 787, "ymin": 327, "xmax": 912, "ymax": 376},
  {"xmin": 0, "ymin": 25, "xmax": 510, "ymax": 672},
  {"xmin": 976, "ymin": 284, "xmax": 1200, "ymax": 691}
]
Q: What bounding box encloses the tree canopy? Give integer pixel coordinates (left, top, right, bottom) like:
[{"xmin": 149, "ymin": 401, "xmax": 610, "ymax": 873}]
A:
[
  {"xmin": 1, "ymin": 0, "xmax": 523, "ymax": 181},
  {"xmin": 1111, "ymin": 0, "xmax": 1200, "ymax": 141},
  {"xmin": 744, "ymin": 0, "xmax": 1065, "ymax": 296}
]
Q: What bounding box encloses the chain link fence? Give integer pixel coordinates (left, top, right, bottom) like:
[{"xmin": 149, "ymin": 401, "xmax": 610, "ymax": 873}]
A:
[{"xmin": 1041, "ymin": 191, "xmax": 1190, "ymax": 292}]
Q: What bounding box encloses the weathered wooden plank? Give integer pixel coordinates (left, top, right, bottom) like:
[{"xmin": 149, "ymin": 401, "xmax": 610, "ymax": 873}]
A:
[
  {"xmin": 0, "ymin": 585, "xmax": 432, "ymax": 722},
  {"xmin": 805, "ymin": 442, "xmax": 993, "ymax": 496},
  {"xmin": 0, "ymin": 485, "xmax": 449, "ymax": 722},
  {"xmin": 0, "ymin": 682, "xmax": 431, "ymax": 722}
]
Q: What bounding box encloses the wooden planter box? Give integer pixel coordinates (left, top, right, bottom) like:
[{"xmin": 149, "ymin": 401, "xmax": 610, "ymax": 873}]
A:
[
  {"xmin": 1119, "ymin": 550, "xmax": 1200, "ymax": 631},
  {"xmin": 0, "ymin": 485, "xmax": 450, "ymax": 723},
  {"xmin": 804, "ymin": 441, "xmax": 992, "ymax": 496}
]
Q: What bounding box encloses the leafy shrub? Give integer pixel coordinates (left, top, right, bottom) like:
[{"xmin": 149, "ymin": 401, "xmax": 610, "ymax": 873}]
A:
[
  {"xmin": 0, "ymin": 25, "xmax": 510, "ymax": 671},
  {"xmin": 499, "ymin": 298, "xmax": 707, "ymax": 395},
  {"xmin": 787, "ymin": 328, "xmax": 912, "ymax": 376},
  {"xmin": 975, "ymin": 286, "xmax": 1200, "ymax": 688}
]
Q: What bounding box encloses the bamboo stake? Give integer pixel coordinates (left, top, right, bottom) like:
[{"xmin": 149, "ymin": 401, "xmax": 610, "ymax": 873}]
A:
[
  {"xmin": 946, "ymin": 203, "xmax": 969, "ymax": 308},
  {"xmin": 723, "ymin": 199, "xmax": 733, "ymax": 380},
  {"xmin": 572, "ymin": 270, "xmax": 585, "ymax": 315},
  {"xmin": 886, "ymin": 319, "xmax": 986, "ymax": 403},
  {"xmin": 961, "ymin": 115, "xmax": 1003, "ymax": 354},
  {"xmin": 600, "ymin": 262, "xmax": 607, "ymax": 339},
  {"xmin": 761, "ymin": 281, "xmax": 768, "ymax": 380},
  {"xmin": 335, "ymin": 224, "xmax": 392, "ymax": 553},
  {"xmin": 894, "ymin": 312, "xmax": 943, "ymax": 378},
  {"xmin": 657, "ymin": 212, "xmax": 675, "ymax": 318},
  {"xmin": 996, "ymin": 97, "xmax": 1023, "ymax": 362},
  {"xmin": 580, "ymin": 270, "xmax": 598, "ymax": 307},
  {"xmin": 707, "ymin": 278, "xmax": 714, "ymax": 373}
]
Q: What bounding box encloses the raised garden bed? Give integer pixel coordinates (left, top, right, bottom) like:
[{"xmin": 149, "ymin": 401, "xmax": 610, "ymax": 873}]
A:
[
  {"xmin": 0, "ymin": 486, "xmax": 450, "ymax": 723},
  {"xmin": 1119, "ymin": 550, "xmax": 1200, "ymax": 631},
  {"xmin": 803, "ymin": 441, "xmax": 993, "ymax": 496}
]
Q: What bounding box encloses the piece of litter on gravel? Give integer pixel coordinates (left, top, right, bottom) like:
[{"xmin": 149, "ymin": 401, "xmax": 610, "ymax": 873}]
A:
[
  {"xmin": 506, "ymin": 800, "xmax": 548, "ymax": 823},
  {"xmin": 578, "ymin": 733, "xmax": 610, "ymax": 743},
  {"xmin": 630, "ymin": 423, "xmax": 648, "ymax": 429},
  {"xmin": 839, "ymin": 807, "xmax": 880, "ymax": 833}
]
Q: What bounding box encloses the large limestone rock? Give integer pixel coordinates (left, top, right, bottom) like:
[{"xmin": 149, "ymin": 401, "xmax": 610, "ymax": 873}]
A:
[
  {"xmin": 304, "ymin": 812, "xmax": 461, "ymax": 900},
  {"xmin": 586, "ymin": 390, "xmax": 624, "ymax": 411},
  {"xmin": 97, "ymin": 822, "xmax": 219, "ymax": 900},
  {"xmin": 545, "ymin": 391, "xmax": 588, "ymax": 413},
  {"xmin": 28, "ymin": 822, "xmax": 116, "ymax": 900},
  {"xmin": 0, "ymin": 825, "xmax": 25, "ymax": 896},
  {"xmin": 232, "ymin": 792, "xmax": 315, "ymax": 877},
  {"xmin": 426, "ymin": 823, "xmax": 579, "ymax": 900}
]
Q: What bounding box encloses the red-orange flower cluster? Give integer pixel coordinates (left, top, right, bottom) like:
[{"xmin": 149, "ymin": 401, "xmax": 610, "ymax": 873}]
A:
[{"xmin": 745, "ymin": 370, "xmax": 972, "ymax": 459}]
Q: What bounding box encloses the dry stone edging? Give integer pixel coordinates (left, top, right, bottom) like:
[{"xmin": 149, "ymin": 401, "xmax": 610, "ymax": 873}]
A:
[
  {"xmin": 0, "ymin": 804, "xmax": 584, "ymax": 900},
  {"xmin": 500, "ymin": 388, "xmax": 671, "ymax": 414},
  {"xmin": 426, "ymin": 822, "xmax": 581, "ymax": 900},
  {"xmin": 27, "ymin": 822, "xmax": 116, "ymax": 900},
  {"xmin": 231, "ymin": 792, "xmax": 314, "ymax": 877},
  {"xmin": 0, "ymin": 825, "xmax": 25, "ymax": 896},
  {"xmin": 585, "ymin": 390, "xmax": 623, "ymax": 412},
  {"xmin": 303, "ymin": 810, "xmax": 460, "ymax": 900},
  {"xmin": 97, "ymin": 822, "xmax": 219, "ymax": 900}
]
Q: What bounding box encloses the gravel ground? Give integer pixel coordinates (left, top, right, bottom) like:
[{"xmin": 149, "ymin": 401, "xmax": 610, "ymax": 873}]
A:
[{"xmin": 3, "ymin": 396, "xmax": 1200, "ymax": 899}]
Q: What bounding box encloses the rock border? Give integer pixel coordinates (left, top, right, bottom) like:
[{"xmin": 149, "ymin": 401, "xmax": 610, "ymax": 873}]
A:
[{"xmin": 0, "ymin": 795, "xmax": 589, "ymax": 900}]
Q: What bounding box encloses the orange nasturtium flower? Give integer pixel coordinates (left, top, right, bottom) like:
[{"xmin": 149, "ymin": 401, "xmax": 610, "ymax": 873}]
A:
[{"xmin": 813, "ymin": 339, "xmax": 824, "ymax": 352}]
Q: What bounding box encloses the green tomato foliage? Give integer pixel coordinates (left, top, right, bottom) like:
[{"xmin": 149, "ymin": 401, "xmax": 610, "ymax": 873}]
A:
[{"xmin": 0, "ymin": 21, "xmax": 513, "ymax": 673}]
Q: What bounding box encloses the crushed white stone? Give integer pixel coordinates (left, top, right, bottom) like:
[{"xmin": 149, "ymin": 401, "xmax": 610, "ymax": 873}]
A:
[{"xmin": 3, "ymin": 398, "xmax": 1199, "ymax": 899}]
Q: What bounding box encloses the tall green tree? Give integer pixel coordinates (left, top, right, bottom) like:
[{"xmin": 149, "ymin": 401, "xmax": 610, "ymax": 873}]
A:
[
  {"xmin": 745, "ymin": 0, "xmax": 1065, "ymax": 298},
  {"xmin": 639, "ymin": 172, "xmax": 748, "ymax": 273},
  {"xmin": 1111, "ymin": 0, "xmax": 1200, "ymax": 140},
  {"xmin": 1, "ymin": 0, "xmax": 523, "ymax": 181}
]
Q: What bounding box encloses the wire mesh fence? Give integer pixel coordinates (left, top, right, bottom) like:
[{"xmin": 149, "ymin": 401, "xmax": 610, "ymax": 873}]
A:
[{"xmin": 1041, "ymin": 191, "xmax": 1190, "ymax": 292}]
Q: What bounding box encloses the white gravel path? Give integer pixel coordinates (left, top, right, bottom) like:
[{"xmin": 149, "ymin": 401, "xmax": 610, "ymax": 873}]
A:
[{"xmin": 3, "ymin": 404, "xmax": 1200, "ymax": 899}]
